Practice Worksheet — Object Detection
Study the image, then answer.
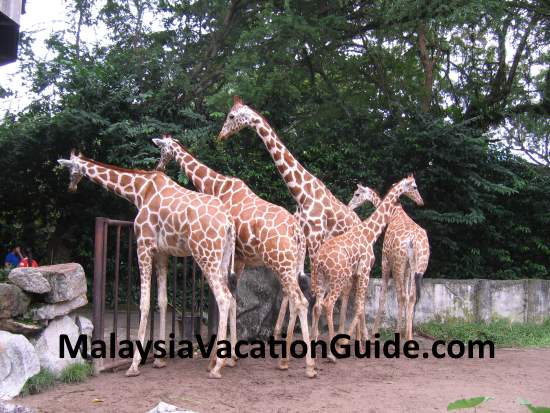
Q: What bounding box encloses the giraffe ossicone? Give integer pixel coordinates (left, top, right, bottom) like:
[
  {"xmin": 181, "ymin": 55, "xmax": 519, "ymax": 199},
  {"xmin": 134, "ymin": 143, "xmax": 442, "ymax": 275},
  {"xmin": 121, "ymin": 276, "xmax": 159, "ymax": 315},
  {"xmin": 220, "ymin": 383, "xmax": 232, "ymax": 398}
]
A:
[{"xmin": 57, "ymin": 151, "xmax": 237, "ymax": 379}]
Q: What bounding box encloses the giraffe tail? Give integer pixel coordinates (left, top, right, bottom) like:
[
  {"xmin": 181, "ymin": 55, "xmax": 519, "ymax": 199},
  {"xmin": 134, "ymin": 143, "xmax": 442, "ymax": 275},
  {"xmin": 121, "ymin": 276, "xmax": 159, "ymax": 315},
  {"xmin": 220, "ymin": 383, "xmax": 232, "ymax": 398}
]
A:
[
  {"xmin": 223, "ymin": 220, "xmax": 237, "ymax": 288},
  {"xmin": 406, "ymin": 239, "xmax": 423, "ymax": 304}
]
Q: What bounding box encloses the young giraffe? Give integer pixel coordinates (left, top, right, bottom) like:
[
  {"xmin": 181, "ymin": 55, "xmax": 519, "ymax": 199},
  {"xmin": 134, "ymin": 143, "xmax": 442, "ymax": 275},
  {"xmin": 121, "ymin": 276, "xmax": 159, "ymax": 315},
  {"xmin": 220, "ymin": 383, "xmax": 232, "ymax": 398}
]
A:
[
  {"xmin": 310, "ymin": 175, "xmax": 424, "ymax": 361},
  {"xmin": 57, "ymin": 151, "xmax": 237, "ymax": 378},
  {"xmin": 152, "ymin": 135, "xmax": 316, "ymax": 378},
  {"xmin": 218, "ymin": 96, "xmax": 361, "ymax": 336},
  {"xmin": 348, "ymin": 183, "xmax": 430, "ymax": 341}
]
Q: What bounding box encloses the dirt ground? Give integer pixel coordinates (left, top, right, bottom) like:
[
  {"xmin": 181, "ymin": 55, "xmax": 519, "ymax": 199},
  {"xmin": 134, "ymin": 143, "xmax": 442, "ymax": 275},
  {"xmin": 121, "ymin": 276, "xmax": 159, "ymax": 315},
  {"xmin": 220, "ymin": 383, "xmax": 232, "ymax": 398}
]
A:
[{"xmin": 18, "ymin": 344, "xmax": 550, "ymax": 413}]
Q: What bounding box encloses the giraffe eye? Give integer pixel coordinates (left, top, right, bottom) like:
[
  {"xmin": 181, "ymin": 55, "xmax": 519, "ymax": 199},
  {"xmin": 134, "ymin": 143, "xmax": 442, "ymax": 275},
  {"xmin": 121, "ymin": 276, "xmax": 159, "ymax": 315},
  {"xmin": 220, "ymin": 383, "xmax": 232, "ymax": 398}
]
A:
[{"xmin": 229, "ymin": 114, "xmax": 235, "ymax": 120}]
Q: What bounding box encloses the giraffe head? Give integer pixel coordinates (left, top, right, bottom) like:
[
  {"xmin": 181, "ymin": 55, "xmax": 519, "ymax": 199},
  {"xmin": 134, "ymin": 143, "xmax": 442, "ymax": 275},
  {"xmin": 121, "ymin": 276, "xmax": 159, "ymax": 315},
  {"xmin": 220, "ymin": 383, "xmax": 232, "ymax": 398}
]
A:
[
  {"xmin": 152, "ymin": 134, "xmax": 180, "ymax": 171},
  {"xmin": 218, "ymin": 96, "xmax": 257, "ymax": 141},
  {"xmin": 393, "ymin": 174, "xmax": 424, "ymax": 206},
  {"xmin": 348, "ymin": 184, "xmax": 381, "ymax": 210},
  {"xmin": 57, "ymin": 150, "xmax": 84, "ymax": 192}
]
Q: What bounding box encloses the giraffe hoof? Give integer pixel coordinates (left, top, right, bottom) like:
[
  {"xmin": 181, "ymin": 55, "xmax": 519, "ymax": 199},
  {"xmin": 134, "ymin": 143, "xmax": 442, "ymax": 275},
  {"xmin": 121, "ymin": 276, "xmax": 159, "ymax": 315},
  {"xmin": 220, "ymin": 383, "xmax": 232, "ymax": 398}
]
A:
[
  {"xmin": 208, "ymin": 371, "xmax": 222, "ymax": 379},
  {"xmin": 226, "ymin": 357, "xmax": 238, "ymax": 368},
  {"xmin": 153, "ymin": 359, "xmax": 167, "ymax": 369},
  {"xmin": 306, "ymin": 368, "xmax": 318, "ymax": 378},
  {"xmin": 277, "ymin": 360, "xmax": 289, "ymax": 371},
  {"xmin": 125, "ymin": 367, "xmax": 140, "ymax": 377}
]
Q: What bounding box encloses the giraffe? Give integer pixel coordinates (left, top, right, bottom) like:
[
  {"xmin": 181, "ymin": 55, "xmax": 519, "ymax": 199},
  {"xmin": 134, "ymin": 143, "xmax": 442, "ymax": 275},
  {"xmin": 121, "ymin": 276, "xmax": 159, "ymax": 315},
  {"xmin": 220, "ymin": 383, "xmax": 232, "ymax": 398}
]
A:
[
  {"xmin": 218, "ymin": 96, "xmax": 361, "ymax": 336},
  {"xmin": 152, "ymin": 135, "xmax": 316, "ymax": 378},
  {"xmin": 310, "ymin": 175, "xmax": 424, "ymax": 361},
  {"xmin": 57, "ymin": 151, "xmax": 237, "ymax": 378},
  {"xmin": 348, "ymin": 183, "xmax": 430, "ymax": 341}
]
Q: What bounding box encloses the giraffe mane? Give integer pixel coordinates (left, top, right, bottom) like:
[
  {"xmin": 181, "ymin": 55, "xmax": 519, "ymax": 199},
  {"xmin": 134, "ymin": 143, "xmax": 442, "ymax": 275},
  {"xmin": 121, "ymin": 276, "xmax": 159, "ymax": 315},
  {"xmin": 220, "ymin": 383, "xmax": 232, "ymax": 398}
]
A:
[{"xmin": 78, "ymin": 155, "xmax": 158, "ymax": 175}]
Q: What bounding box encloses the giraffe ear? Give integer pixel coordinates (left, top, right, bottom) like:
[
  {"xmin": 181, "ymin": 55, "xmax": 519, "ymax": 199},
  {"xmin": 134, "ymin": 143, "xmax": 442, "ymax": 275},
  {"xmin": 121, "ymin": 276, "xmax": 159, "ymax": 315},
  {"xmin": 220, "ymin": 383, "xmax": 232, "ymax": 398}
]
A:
[
  {"xmin": 57, "ymin": 159, "xmax": 73, "ymax": 168},
  {"xmin": 233, "ymin": 95, "xmax": 243, "ymax": 105}
]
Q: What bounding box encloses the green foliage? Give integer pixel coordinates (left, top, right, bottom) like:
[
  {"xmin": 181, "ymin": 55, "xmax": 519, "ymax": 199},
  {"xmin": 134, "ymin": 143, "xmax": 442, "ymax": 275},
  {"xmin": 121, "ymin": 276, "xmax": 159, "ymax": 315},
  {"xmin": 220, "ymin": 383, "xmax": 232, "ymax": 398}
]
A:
[
  {"xmin": 447, "ymin": 396, "xmax": 494, "ymax": 410},
  {"xmin": 519, "ymin": 399, "xmax": 550, "ymax": 413},
  {"xmin": 58, "ymin": 362, "xmax": 94, "ymax": 384},
  {"xmin": 417, "ymin": 319, "xmax": 550, "ymax": 348},
  {"xmin": 20, "ymin": 369, "xmax": 57, "ymax": 396},
  {"xmin": 0, "ymin": 268, "xmax": 8, "ymax": 282}
]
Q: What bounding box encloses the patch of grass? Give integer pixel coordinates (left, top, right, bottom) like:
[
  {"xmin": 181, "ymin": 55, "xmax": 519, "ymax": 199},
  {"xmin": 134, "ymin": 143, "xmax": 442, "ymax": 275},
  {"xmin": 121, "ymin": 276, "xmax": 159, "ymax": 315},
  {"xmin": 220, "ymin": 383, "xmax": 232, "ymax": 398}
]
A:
[
  {"xmin": 20, "ymin": 369, "xmax": 56, "ymax": 396},
  {"xmin": 58, "ymin": 362, "xmax": 94, "ymax": 384},
  {"xmin": 417, "ymin": 319, "xmax": 550, "ymax": 348}
]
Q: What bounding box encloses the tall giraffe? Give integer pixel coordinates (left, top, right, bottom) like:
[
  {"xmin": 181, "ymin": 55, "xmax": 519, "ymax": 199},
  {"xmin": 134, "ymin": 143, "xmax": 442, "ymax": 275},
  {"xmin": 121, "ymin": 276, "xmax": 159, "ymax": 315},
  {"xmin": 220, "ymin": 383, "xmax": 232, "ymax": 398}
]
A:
[
  {"xmin": 218, "ymin": 97, "xmax": 360, "ymax": 259},
  {"xmin": 152, "ymin": 135, "xmax": 315, "ymax": 378},
  {"xmin": 311, "ymin": 175, "xmax": 424, "ymax": 360},
  {"xmin": 218, "ymin": 96, "xmax": 361, "ymax": 335},
  {"xmin": 348, "ymin": 183, "xmax": 430, "ymax": 341},
  {"xmin": 57, "ymin": 151, "xmax": 237, "ymax": 378}
]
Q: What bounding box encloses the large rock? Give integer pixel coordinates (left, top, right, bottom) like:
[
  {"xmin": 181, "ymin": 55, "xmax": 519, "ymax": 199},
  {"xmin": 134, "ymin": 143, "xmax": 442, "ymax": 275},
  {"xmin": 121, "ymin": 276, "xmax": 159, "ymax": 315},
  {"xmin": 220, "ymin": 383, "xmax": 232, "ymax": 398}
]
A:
[
  {"xmin": 147, "ymin": 402, "xmax": 197, "ymax": 413},
  {"xmin": 29, "ymin": 294, "xmax": 88, "ymax": 321},
  {"xmin": 236, "ymin": 267, "xmax": 283, "ymax": 340},
  {"xmin": 0, "ymin": 331, "xmax": 40, "ymax": 400},
  {"xmin": 10, "ymin": 263, "xmax": 86, "ymax": 304},
  {"xmin": 0, "ymin": 284, "xmax": 30, "ymax": 319},
  {"xmin": 0, "ymin": 402, "xmax": 37, "ymax": 413},
  {"xmin": 32, "ymin": 315, "xmax": 83, "ymax": 375},
  {"xmin": 8, "ymin": 268, "xmax": 51, "ymax": 294}
]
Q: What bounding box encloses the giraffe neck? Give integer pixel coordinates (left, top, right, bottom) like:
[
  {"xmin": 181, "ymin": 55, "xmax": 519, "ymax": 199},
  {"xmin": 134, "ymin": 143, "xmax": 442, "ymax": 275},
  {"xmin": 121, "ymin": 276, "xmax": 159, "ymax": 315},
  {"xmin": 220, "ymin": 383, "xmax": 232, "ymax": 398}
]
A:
[
  {"xmin": 250, "ymin": 111, "xmax": 317, "ymax": 204},
  {"xmin": 172, "ymin": 145, "xmax": 226, "ymax": 194},
  {"xmin": 361, "ymin": 187, "xmax": 403, "ymax": 240},
  {"xmin": 77, "ymin": 158, "xmax": 144, "ymax": 207}
]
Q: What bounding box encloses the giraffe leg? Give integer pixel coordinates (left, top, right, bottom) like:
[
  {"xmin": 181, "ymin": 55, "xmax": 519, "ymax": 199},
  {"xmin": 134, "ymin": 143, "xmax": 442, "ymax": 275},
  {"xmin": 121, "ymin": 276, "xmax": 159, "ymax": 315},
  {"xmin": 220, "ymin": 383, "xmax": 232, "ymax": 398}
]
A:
[
  {"xmin": 126, "ymin": 241, "xmax": 153, "ymax": 377},
  {"xmin": 346, "ymin": 272, "xmax": 368, "ymax": 350},
  {"xmin": 208, "ymin": 282, "xmax": 232, "ymax": 379},
  {"xmin": 405, "ymin": 273, "xmax": 417, "ymax": 341},
  {"xmin": 225, "ymin": 294, "xmax": 238, "ymax": 367},
  {"xmin": 279, "ymin": 295, "xmax": 296, "ymax": 371},
  {"xmin": 274, "ymin": 296, "xmax": 288, "ymax": 341},
  {"xmin": 293, "ymin": 289, "xmax": 317, "ymax": 378},
  {"xmin": 226, "ymin": 261, "xmax": 244, "ymax": 368},
  {"xmin": 394, "ymin": 263, "xmax": 406, "ymax": 337},
  {"xmin": 311, "ymin": 294, "xmax": 322, "ymax": 342},
  {"xmin": 324, "ymin": 294, "xmax": 338, "ymax": 363},
  {"xmin": 338, "ymin": 291, "xmax": 349, "ymax": 335},
  {"xmin": 373, "ymin": 255, "xmax": 390, "ymax": 337},
  {"xmin": 153, "ymin": 254, "xmax": 168, "ymax": 369}
]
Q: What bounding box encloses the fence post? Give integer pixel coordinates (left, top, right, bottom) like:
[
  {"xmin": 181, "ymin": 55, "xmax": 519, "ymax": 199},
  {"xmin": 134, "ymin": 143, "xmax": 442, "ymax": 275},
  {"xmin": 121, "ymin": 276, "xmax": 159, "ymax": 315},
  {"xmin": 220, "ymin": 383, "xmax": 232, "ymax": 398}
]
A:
[{"xmin": 92, "ymin": 217, "xmax": 107, "ymax": 374}]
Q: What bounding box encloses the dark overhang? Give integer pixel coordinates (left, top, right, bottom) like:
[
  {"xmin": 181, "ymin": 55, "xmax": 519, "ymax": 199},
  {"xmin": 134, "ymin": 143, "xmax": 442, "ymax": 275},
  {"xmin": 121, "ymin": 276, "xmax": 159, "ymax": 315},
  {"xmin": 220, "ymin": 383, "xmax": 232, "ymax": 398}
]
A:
[{"xmin": 0, "ymin": 0, "xmax": 26, "ymax": 66}]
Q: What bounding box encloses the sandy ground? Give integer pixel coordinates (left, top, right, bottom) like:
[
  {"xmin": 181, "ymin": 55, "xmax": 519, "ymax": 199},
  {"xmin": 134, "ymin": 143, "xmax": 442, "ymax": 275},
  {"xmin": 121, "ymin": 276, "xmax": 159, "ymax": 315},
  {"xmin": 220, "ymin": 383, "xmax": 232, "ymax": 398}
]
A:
[{"xmin": 16, "ymin": 342, "xmax": 550, "ymax": 413}]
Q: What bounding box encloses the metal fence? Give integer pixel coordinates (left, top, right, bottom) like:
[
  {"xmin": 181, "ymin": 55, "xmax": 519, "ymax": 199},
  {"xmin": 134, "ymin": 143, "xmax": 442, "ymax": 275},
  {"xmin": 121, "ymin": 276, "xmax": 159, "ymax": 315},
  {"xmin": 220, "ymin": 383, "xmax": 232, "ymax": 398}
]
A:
[{"xmin": 92, "ymin": 217, "xmax": 216, "ymax": 371}]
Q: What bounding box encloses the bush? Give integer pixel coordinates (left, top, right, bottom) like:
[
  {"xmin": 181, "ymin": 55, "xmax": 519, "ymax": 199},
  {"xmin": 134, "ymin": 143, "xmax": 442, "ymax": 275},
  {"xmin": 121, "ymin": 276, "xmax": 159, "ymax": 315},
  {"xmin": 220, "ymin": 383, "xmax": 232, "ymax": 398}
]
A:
[
  {"xmin": 58, "ymin": 362, "xmax": 94, "ymax": 384},
  {"xmin": 20, "ymin": 369, "xmax": 56, "ymax": 396}
]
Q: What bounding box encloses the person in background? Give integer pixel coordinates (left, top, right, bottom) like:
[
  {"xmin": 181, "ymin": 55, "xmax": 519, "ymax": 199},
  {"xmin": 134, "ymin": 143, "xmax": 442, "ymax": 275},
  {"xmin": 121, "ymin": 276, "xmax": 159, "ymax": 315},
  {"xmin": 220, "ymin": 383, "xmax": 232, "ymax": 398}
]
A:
[
  {"xmin": 4, "ymin": 245, "xmax": 24, "ymax": 268},
  {"xmin": 19, "ymin": 248, "xmax": 39, "ymax": 268}
]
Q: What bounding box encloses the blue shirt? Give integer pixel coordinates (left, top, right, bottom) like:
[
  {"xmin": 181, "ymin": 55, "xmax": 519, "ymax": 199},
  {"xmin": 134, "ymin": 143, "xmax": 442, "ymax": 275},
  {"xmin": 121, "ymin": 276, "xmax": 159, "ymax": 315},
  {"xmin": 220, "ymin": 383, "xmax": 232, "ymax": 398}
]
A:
[{"xmin": 5, "ymin": 252, "xmax": 21, "ymax": 267}]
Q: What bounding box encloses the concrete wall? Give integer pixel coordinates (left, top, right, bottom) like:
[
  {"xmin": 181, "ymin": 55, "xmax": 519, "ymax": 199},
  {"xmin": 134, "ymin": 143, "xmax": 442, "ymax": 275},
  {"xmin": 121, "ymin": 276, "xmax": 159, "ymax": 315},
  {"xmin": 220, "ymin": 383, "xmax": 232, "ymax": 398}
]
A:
[
  {"xmin": 365, "ymin": 278, "xmax": 550, "ymax": 326},
  {"xmin": 235, "ymin": 268, "xmax": 550, "ymax": 337}
]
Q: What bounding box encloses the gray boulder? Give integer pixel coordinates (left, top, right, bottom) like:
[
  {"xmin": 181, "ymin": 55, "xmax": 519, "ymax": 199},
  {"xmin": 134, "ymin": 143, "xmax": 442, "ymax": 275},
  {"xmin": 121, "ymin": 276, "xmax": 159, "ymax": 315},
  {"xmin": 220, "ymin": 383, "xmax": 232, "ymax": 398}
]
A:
[
  {"xmin": 14, "ymin": 263, "xmax": 86, "ymax": 304},
  {"xmin": 0, "ymin": 331, "xmax": 40, "ymax": 401},
  {"xmin": 32, "ymin": 315, "xmax": 83, "ymax": 375},
  {"xmin": 0, "ymin": 402, "xmax": 37, "ymax": 413},
  {"xmin": 0, "ymin": 284, "xmax": 30, "ymax": 319},
  {"xmin": 147, "ymin": 402, "xmax": 197, "ymax": 413},
  {"xmin": 236, "ymin": 267, "xmax": 283, "ymax": 340},
  {"xmin": 29, "ymin": 294, "xmax": 87, "ymax": 321},
  {"xmin": 8, "ymin": 268, "xmax": 51, "ymax": 294}
]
